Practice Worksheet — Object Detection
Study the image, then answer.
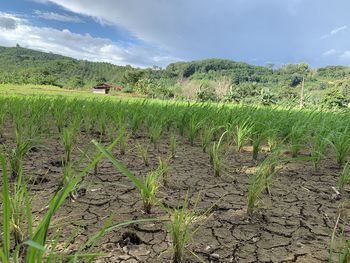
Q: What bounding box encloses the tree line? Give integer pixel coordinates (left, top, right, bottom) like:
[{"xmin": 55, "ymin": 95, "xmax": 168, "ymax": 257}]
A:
[{"xmin": 0, "ymin": 45, "xmax": 349, "ymax": 108}]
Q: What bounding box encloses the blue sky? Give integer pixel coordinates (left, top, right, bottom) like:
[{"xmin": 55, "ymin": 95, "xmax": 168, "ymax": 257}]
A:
[{"xmin": 0, "ymin": 0, "xmax": 349, "ymax": 68}]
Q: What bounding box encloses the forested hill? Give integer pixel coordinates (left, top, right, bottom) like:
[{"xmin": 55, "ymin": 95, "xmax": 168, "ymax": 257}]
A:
[
  {"xmin": 0, "ymin": 46, "xmax": 131, "ymax": 88},
  {"xmin": 1, "ymin": 45, "xmax": 350, "ymax": 87},
  {"xmin": 0, "ymin": 45, "xmax": 350, "ymax": 108}
]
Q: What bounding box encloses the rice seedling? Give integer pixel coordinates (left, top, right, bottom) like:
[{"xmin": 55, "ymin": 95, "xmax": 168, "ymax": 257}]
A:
[
  {"xmin": 130, "ymin": 108, "xmax": 143, "ymax": 135},
  {"xmin": 148, "ymin": 121, "xmax": 164, "ymax": 150},
  {"xmin": 169, "ymin": 132, "xmax": 177, "ymax": 158},
  {"xmin": 9, "ymin": 166, "xmax": 29, "ymax": 247},
  {"xmin": 247, "ymin": 151, "xmax": 281, "ymax": 215},
  {"xmin": 252, "ymin": 132, "xmax": 264, "ymax": 160},
  {"xmin": 339, "ymin": 236, "xmax": 350, "ymax": 263},
  {"xmin": 0, "ymin": 108, "xmax": 6, "ymax": 138},
  {"xmin": 288, "ymin": 122, "xmax": 308, "ymax": 157},
  {"xmin": 23, "ymin": 140, "xmax": 120, "ymax": 262},
  {"xmin": 1, "ymin": 140, "xmax": 154, "ymax": 262},
  {"xmin": 97, "ymin": 112, "xmax": 107, "ymax": 140},
  {"xmin": 10, "ymin": 130, "xmax": 33, "ymax": 178},
  {"xmin": 166, "ymin": 197, "xmax": 196, "ymax": 263},
  {"xmin": 188, "ymin": 114, "xmax": 203, "ymax": 146},
  {"xmin": 141, "ymin": 171, "xmax": 160, "ymax": 214},
  {"xmin": 118, "ymin": 126, "xmax": 128, "ymax": 155},
  {"xmin": 266, "ymin": 129, "xmax": 279, "ymax": 152},
  {"xmin": 0, "ymin": 153, "xmax": 11, "ymax": 262},
  {"xmin": 62, "ymin": 163, "xmax": 78, "ymax": 199},
  {"xmin": 329, "ymin": 212, "xmax": 350, "ymax": 263},
  {"xmin": 210, "ymin": 131, "xmax": 227, "ymax": 177},
  {"xmin": 233, "ymin": 119, "xmax": 254, "ymax": 152},
  {"xmin": 61, "ymin": 126, "xmax": 78, "ymax": 166},
  {"xmin": 52, "ymin": 101, "xmax": 66, "ymax": 133},
  {"xmin": 107, "ymin": 121, "xmax": 119, "ymax": 143},
  {"xmin": 165, "ymin": 193, "xmax": 214, "ymax": 263},
  {"xmin": 246, "ymin": 171, "xmax": 265, "ymax": 216},
  {"xmin": 157, "ymin": 155, "xmax": 171, "ymax": 186},
  {"xmin": 309, "ymin": 130, "xmax": 329, "ymax": 172},
  {"xmin": 200, "ymin": 125, "xmax": 215, "ymax": 153},
  {"xmin": 338, "ymin": 162, "xmax": 350, "ymax": 192},
  {"xmin": 93, "ymin": 140, "xmax": 161, "ymax": 214},
  {"xmin": 136, "ymin": 142, "xmax": 150, "ymax": 166},
  {"xmin": 328, "ymin": 129, "xmax": 350, "ymax": 167}
]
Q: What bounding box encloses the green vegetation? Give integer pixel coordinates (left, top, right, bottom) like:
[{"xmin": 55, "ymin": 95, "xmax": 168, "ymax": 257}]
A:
[
  {"xmin": 1, "ymin": 46, "xmax": 350, "ymax": 109},
  {"xmin": 166, "ymin": 196, "xmax": 197, "ymax": 263},
  {"xmin": 338, "ymin": 162, "xmax": 350, "ymax": 192},
  {"xmin": 0, "ymin": 89, "xmax": 349, "ymax": 261}
]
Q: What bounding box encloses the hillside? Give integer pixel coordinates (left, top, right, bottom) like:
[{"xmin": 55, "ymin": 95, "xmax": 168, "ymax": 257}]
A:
[
  {"xmin": 0, "ymin": 46, "xmax": 131, "ymax": 88},
  {"xmin": 0, "ymin": 46, "xmax": 349, "ymax": 108}
]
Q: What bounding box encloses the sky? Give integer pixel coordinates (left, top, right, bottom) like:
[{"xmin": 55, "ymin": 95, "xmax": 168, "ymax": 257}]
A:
[{"xmin": 0, "ymin": 0, "xmax": 350, "ymax": 68}]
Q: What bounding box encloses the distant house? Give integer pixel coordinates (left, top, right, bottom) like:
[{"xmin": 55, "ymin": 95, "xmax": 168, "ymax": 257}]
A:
[{"xmin": 91, "ymin": 83, "xmax": 112, "ymax": 94}]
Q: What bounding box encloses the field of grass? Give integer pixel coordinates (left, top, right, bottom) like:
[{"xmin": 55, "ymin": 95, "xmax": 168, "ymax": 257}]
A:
[{"xmin": 0, "ymin": 88, "xmax": 349, "ymax": 262}]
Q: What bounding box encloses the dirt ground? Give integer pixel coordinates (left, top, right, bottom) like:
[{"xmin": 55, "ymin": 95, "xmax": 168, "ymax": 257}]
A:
[{"xmin": 1, "ymin": 128, "xmax": 350, "ymax": 263}]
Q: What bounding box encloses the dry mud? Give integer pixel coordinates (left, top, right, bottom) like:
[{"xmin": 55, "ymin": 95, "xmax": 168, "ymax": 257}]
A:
[{"xmin": 1, "ymin": 129, "xmax": 350, "ymax": 263}]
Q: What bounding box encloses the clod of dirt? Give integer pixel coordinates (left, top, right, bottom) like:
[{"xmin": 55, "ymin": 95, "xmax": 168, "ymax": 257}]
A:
[
  {"xmin": 119, "ymin": 232, "xmax": 142, "ymax": 247},
  {"xmin": 50, "ymin": 160, "xmax": 63, "ymax": 167},
  {"xmin": 76, "ymin": 187, "xmax": 87, "ymax": 197},
  {"xmin": 29, "ymin": 146, "xmax": 40, "ymax": 153}
]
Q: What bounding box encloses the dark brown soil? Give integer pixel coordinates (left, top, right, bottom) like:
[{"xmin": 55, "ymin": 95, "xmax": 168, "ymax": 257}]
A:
[{"xmin": 1, "ymin": 128, "xmax": 349, "ymax": 263}]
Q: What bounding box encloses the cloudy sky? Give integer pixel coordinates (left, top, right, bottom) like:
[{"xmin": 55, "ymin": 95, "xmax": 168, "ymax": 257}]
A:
[{"xmin": 0, "ymin": 0, "xmax": 349, "ymax": 68}]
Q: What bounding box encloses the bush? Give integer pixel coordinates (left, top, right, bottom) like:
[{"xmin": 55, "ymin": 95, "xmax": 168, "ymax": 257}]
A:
[
  {"xmin": 121, "ymin": 86, "xmax": 133, "ymax": 93},
  {"xmin": 196, "ymin": 82, "xmax": 217, "ymax": 102},
  {"xmin": 321, "ymin": 87, "xmax": 348, "ymax": 109},
  {"xmin": 261, "ymin": 89, "xmax": 277, "ymax": 105}
]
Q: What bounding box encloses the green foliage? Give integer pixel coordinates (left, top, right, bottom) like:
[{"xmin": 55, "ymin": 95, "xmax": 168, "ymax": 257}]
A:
[
  {"xmin": 338, "ymin": 162, "xmax": 350, "ymax": 192},
  {"xmin": 166, "ymin": 195, "xmax": 197, "ymax": 263},
  {"xmin": 260, "ymin": 88, "xmax": 277, "ymax": 105},
  {"xmin": 2, "ymin": 46, "xmax": 350, "ymax": 108},
  {"xmin": 196, "ymin": 81, "xmax": 217, "ymax": 102},
  {"xmin": 321, "ymin": 87, "xmax": 348, "ymax": 109}
]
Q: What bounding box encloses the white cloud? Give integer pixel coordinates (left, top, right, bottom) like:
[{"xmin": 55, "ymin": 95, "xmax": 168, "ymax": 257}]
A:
[
  {"xmin": 0, "ymin": 16, "xmax": 18, "ymax": 30},
  {"xmin": 339, "ymin": 51, "xmax": 350, "ymax": 60},
  {"xmin": 330, "ymin": 25, "xmax": 347, "ymax": 35},
  {"xmin": 322, "ymin": 49, "xmax": 337, "ymax": 56},
  {"xmin": 33, "ymin": 10, "xmax": 83, "ymax": 23},
  {"xmin": 0, "ymin": 12, "xmax": 178, "ymax": 67},
  {"xmin": 37, "ymin": 0, "xmax": 350, "ymax": 67},
  {"xmin": 11, "ymin": 0, "xmax": 350, "ymax": 66},
  {"xmin": 36, "ymin": 0, "xmax": 300, "ymax": 61},
  {"xmin": 321, "ymin": 25, "xmax": 347, "ymax": 39}
]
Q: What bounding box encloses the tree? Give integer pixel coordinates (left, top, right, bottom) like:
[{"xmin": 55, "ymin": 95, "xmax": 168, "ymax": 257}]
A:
[
  {"xmin": 321, "ymin": 87, "xmax": 347, "ymax": 109},
  {"xmin": 196, "ymin": 81, "xmax": 217, "ymax": 102},
  {"xmin": 261, "ymin": 88, "xmax": 277, "ymax": 105},
  {"xmin": 95, "ymin": 76, "xmax": 107, "ymax": 84},
  {"xmin": 122, "ymin": 70, "xmax": 144, "ymax": 87}
]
